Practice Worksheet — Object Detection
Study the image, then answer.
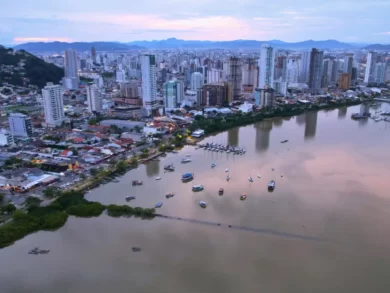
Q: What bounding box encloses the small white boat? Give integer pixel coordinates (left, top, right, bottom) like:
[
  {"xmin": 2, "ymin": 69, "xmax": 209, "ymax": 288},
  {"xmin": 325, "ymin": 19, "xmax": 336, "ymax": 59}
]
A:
[
  {"xmin": 181, "ymin": 158, "xmax": 192, "ymax": 163},
  {"xmin": 155, "ymin": 177, "xmax": 161, "ymax": 180},
  {"xmin": 199, "ymin": 201, "xmax": 207, "ymax": 208},
  {"xmin": 211, "ymin": 162, "xmax": 216, "ymax": 168},
  {"xmin": 186, "ymin": 154, "xmax": 191, "ymax": 157},
  {"xmin": 192, "ymin": 185, "xmax": 204, "ymax": 191},
  {"xmin": 257, "ymin": 174, "xmax": 261, "ymax": 178},
  {"xmin": 225, "ymin": 168, "xmax": 229, "ymax": 172},
  {"xmin": 226, "ymin": 174, "xmax": 231, "ymax": 181},
  {"xmin": 248, "ymin": 176, "xmax": 253, "ymax": 182}
]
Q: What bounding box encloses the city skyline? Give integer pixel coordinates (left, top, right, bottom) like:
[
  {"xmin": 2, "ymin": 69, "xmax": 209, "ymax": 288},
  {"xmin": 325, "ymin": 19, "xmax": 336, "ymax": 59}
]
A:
[{"xmin": 1, "ymin": 0, "xmax": 390, "ymax": 45}]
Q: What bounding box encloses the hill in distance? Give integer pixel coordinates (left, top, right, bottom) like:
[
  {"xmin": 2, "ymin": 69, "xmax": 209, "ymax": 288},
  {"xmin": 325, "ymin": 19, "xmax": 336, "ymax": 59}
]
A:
[
  {"xmin": 11, "ymin": 39, "xmax": 358, "ymax": 52},
  {"xmin": 127, "ymin": 38, "xmax": 354, "ymax": 49},
  {"xmin": 363, "ymin": 44, "xmax": 390, "ymax": 50},
  {"xmin": 13, "ymin": 41, "xmax": 144, "ymax": 52},
  {"xmin": 0, "ymin": 45, "xmax": 63, "ymax": 88}
]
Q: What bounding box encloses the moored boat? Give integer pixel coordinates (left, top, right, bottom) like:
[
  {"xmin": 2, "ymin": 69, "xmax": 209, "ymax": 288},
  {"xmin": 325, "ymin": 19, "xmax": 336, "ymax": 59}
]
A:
[
  {"xmin": 164, "ymin": 164, "xmax": 175, "ymax": 171},
  {"xmin": 181, "ymin": 157, "xmax": 192, "ymax": 163},
  {"xmin": 132, "ymin": 180, "xmax": 143, "ymax": 186},
  {"xmin": 192, "ymin": 184, "xmax": 204, "ymax": 191},
  {"xmin": 268, "ymin": 180, "xmax": 276, "ymax": 191},
  {"xmin": 199, "ymin": 201, "xmax": 207, "ymax": 208},
  {"xmin": 126, "ymin": 196, "xmax": 136, "ymax": 201},
  {"xmin": 182, "ymin": 172, "xmax": 194, "ymax": 181},
  {"xmin": 155, "ymin": 177, "xmax": 161, "ymax": 180}
]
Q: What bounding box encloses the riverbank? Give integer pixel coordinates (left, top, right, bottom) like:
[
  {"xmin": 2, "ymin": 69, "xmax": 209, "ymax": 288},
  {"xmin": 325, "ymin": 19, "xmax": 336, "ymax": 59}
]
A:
[{"xmin": 189, "ymin": 99, "xmax": 363, "ymax": 140}]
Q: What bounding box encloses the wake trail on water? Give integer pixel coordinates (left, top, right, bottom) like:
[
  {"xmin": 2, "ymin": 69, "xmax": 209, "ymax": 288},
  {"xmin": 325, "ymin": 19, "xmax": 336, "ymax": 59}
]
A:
[{"xmin": 154, "ymin": 214, "xmax": 331, "ymax": 243}]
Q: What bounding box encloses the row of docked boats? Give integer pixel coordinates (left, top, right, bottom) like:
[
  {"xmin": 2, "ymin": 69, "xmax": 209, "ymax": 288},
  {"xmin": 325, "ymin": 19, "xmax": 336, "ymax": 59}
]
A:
[{"xmin": 198, "ymin": 143, "xmax": 247, "ymax": 155}]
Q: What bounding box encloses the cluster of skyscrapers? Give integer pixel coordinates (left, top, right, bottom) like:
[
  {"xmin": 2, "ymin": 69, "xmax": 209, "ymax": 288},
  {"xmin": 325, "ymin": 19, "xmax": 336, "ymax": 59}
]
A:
[{"xmin": 40, "ymin": 44, "xmax": 389, "ymax": 125}]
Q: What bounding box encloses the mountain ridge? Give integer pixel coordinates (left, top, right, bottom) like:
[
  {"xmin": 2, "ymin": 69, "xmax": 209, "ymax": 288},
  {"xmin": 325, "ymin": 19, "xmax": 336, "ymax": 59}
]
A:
[{"xmin": 13, "ymin": 41, "xmax": 144, "ymax": 52}]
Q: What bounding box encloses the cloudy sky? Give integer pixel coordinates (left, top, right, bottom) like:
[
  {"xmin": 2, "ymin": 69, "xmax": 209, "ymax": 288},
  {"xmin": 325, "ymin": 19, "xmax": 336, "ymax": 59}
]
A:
[{"xmin": 1, "ymin": 0, "xmax": 389, "ymax": 45}]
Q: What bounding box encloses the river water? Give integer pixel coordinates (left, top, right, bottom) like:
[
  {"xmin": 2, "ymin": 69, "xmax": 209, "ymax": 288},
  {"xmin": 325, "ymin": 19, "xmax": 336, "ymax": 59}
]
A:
[{"xmin": 2, "ymin": 104, "xmax": 390, "ymax": 293}]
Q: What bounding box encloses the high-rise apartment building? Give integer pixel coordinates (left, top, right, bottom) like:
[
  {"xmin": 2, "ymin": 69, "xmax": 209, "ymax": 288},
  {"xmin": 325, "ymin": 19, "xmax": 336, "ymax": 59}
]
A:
[
  {"xmin": 254, "ymin": 88, "xmax": 275, "ymax": 108},
  {"xmin": 86, "ymin": 83, "xmax": 102, "ymax": 113},
  {"xmin": 275, "ymin": 55, "xmax": 287, "ymax": 81},
  {"xmin": 224, "ymin": 57, "xmax": 242, "ymax": 100},
  {"xmin": 374, "ymin": 63, "xmax": 386, "ymax": 83},
  {"xmin": 191, "ymin": 72, "xmax": 204, "ymax": 106},
  {"xmin": 343, "ymin": 54, "xmax": 354, "ymax": 84},
  {"xmin": 163, "ymin": 80, "xmax": 184, "ymax": 109},
  {"xmin": 259, "ymin": 44, "xmax": 275, "ymax": 89},
  {"xmin": 202, "ymin": 83, "xmax": 229, "ymax": 106},
  {"xmin": 338, "ymin": 73, "xmax": 350, "ymax": 90},
  {"xmin": 299, "ymin": 51, "xmax": 311, "ymax": 83},
  {"xmin": 42, "ymin": 82, "xmax": 65, "ymax": 127},
  {"xmin": 308, "ymin": 48, "xmax": 324, "ymax": 92},
  {"xmin": 0, "ymin": 129, "xmax": 14, "ymax": 146},
  {"xmin": 140, "ymin": 54, "xmax": 158, "ymax": 116},
  {"xmin": 91, "ymin": 47, "xmax": 96, "ymax": 63},
  {"xmin": 286, "ymin": 59, "xmax": 299, "ymax": 83},
  {"xmin": 8, "ymin": 113, "xmax": 32, "ymax": 137},
  {"xmin": 241, "ymin": 58, "xmax": 258, "ymax": 93},
  {"xmin": 64, "ymin": 49, "xmax": 79, "ymax": 90},
  {"xmin": 120, "ymin": 81, "xmax": 139, "ymax": 98},
  {"xmin": 207, "ymin": 68, "xmax": 224, "ymax": 84},
  {"xmin": 364, "ymin": 51, "xmax": 378, "ymax": 83}
]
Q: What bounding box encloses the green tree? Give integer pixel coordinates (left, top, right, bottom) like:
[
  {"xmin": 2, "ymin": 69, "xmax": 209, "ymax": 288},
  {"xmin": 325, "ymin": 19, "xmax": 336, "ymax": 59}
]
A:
[
  {"xmin": 43, "ymin": 187, "xmax": 58, "ymax": 198},
  {"xmin": 90, "ymin": 168, "xmax": 99, "ymax": 176},
  {"xmin": 0, "ymin": 193, "xmax": 4, "ymax": 203},
  {"xmin": 5, "ymin": 203, "xmax": 16, "ymax": 213},
  {"xmin": 80, "ymin": 173, "xmax": 87, "ymax": 180}
]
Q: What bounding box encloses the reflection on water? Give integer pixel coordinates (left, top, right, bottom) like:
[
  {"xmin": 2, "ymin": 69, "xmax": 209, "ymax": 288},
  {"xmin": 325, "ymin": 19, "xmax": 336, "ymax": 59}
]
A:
[
  {"xmin": 296, "ymin": 113, "xmax": 306, "ymax": 125},
  {"xmin": 305, "ymin": 111, "xmax": 317, "ymax": 140},
  {"xmin": 255, "ymin": 120, "xmax": 272, "ymax": 153},
  {"xmin": 273, "ymin": 117, "xmax": 283, "ymax": 127},
  {"xmin": 227, "ymin": 127, "xmax": 239, "ymax": 146},
  {"xmin": 360, "ymin": 104, "xmax": 370, "ymax": 114},
  {"xmin": 338, "ymin": 107, "xmax": 347, "ymax": 119},
  {"xmin": 145, "ymin": 160, "xmax": 160, "ymax": 177}
]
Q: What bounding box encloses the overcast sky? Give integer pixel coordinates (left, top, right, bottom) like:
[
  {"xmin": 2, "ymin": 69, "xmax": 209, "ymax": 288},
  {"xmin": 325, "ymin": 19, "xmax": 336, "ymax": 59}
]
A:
[{"xmin": 1, "ymin": 0, "xmax": 389, "ymax": 44}]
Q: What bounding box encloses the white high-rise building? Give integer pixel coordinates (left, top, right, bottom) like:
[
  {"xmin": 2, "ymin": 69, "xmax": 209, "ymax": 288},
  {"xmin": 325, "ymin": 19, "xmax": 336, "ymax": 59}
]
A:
[
  {"xmin": 374, "ymin": 63, "xmax": 386, "ymax": 83},
  {"xmin": 299, "ymin": 51, "xmax": 311, "ymax": 83},
  {"xmin": 286, "ymin": 59, "xmax": 300, "ymax": 83},
  {"xmin": 116, "ymin": 69, "xmax": 126, "ymax": 83},
  {"xmin": 191, "ymin": 72, "xmax": 204, "ymax": 105},
  {"xmin": 140, "ymin": 54, "xmax": 158, "ymax": 115},
  {"xmin": 64, "ymin": 49, "xmax": 79, "ymax": 90},
  {"xmin": 207, "ymin": 68, "xmax": 224, "ymax": 84},
  {"xmin": 42, "ymin": 82, "xmax": 65, "ymax": 127},
  {"xmin": 163, "ymin": 80, "xmax": 184, "ymax": 109},
  {"xmin": 86, "ymin": 83, "xmax": 102, "ymax": 113},
  {"xmin": 259, "ymin": 44, "xmax": 275, "ymax": 89},
  {"xmin": 8, "ymin": 113, "xmax": 32, "ymax": 137},
  {"xmin": 364, "ymin": 51, "xmax": 378, "ymax": 83},
  {"xmin": 190, "ymin": 72, "xmax": 204, "ymax": 90}
]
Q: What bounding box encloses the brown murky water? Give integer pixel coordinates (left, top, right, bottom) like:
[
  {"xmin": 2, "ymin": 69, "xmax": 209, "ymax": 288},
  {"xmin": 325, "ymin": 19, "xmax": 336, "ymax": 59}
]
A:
[{"xmin": 2, "ymin": 104, "xmax": 390, "ymax": 293}]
